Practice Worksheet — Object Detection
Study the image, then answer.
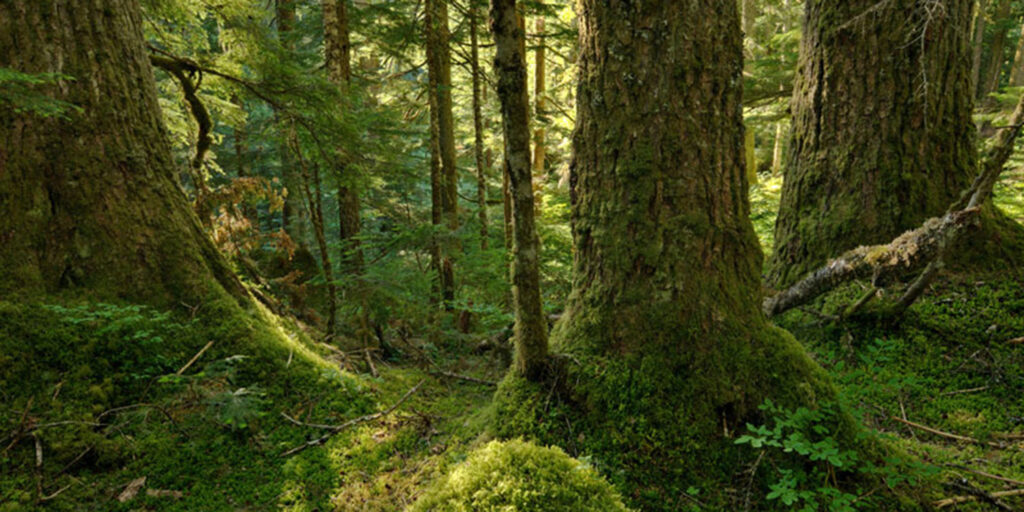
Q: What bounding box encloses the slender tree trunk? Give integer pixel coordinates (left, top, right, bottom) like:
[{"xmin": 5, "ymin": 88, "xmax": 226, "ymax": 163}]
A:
[
  {"xmin": 425, "ymin": 0, "xmax": 457, "ymax": 306},
  {"xmin": 324, "ymin": 0, "xmax": 365, "ymax": 272},
  {"xmin": 496, "ymin": 2, "xmax": 854, "ymax": 508},
  {"xmin": 771, "ymin": 120, "xmax": 785, "ymax": 176},
  {"xmin": 470, "ymin": 1, "xmax": 490, "ymax": 251},
  {"xmin": 982, "ymin": 0, "xmax": 1012, "ymax": 97},
  {"xmin": 532, "ymin": 13, "xmax": 547, "ymax": 177},
  {"xmin": 276, "ymin": 0, "xmax": 308, "ymax": 245},
  {"xmin": 769, "ymin": 0, "xmax": 976, "ymax": 287},
  {"xmin": 0, "ymin": 0, "xmax": 249, "ymax": 307},
  {"xmin": 491, "ymin": 0, "xmax": 549, "ymax": 381},
  {"xmin": 294, "ymin": 145, "xmax": 338, "ymax": 336},
  {"xmin": 232, "ymin": 96, "xmax": 259, "ymax": 228},
  {"xmin": 973, "ymin": 0, "xmax": 990, "ymax": 97},
  {"xmin": 1009, "ymin": 20, "xmax": 1024, "ymax": 86}
]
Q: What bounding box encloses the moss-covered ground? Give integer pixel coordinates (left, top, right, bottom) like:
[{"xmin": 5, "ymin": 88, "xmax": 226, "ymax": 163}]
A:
[{"xmin": 2, "ymin": 173, "xmax": 1024, "ymax": 510}]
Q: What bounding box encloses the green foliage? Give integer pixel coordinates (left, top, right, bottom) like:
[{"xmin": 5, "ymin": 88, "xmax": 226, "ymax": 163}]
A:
[
  {"xmin": 736, "ymin": 400, "xmax": 937, "ymax": 511},
  {"xmin": 0, "ymin": 68, "xmax": 81, "ymax": 119},
  {"xmin": 408, "ymin": 439, "xmax": 631, "ymax": 512}
]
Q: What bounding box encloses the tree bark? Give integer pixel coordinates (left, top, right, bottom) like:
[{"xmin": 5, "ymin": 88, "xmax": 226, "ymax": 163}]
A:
[
  {"xmin": 768, "ymin": 0, "xmax": 976, "ymax": 287},
  {"xmin": 532, "ymin": 13, "xmax": 547, "ymax": 177},
  {"xmin": 470, "ymin": 1, "xmax": 490, "ymax": 251},
  {"xmin": 504, "ymin": 2, "xmax": 851, "ymax": 506},
  {"xmin": 491, "ymin": 0, "xmax": 549, "ymax": 381},
  {"xmin": 0, "ymin": 0, "xmax": 248, "ymax": 306},
  {"xmin": 276, "ymin": 0, "xmax": 309, "ymax": 246},
  {"xmin": 324, "ymin": 0, "xmax": 365, "ymax": 272},
  {"xmin": 1009, "ymin": 20, "xmax": 1024, "ymax": 86},
  {"xmin": 425, "ymin": 0, "xmax": 457, "ymax": 306},
  {"xmin": 973, "ymin": 0, "xmax": 990, "ymax": 97}
]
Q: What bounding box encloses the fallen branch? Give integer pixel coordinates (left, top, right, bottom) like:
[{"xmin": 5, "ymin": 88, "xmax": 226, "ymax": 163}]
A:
[
  {"xmin": 431, "ymin": 370, "xmax": 496, "ymax": 386},
  {"xmin": 763, "ymin": 210, "xmax": 979, "ymax": 316},
  {"xmin": 935, "ymin": 488, "xmax": 1024, "ymax": 509},
  {"xmin": 281, "ymin": 380, "xmax": 425, "ymax": 457},
  {"xmin": 889, "ymin": 417, "xmax": 1011, "ymax": 449},
  {"xmin": 946, "ymin": 464, "xmax": 1024, "ymax": 487},
  {"xmin": 176, "ymin": 341, "xmax": 215, "ymax": 376},
  {"xmin": 765, "ymin": 91, "xmax": 1024, "ymax": 317}
]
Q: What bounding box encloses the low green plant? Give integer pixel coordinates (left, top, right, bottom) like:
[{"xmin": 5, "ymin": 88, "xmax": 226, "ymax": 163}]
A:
[{"xmin": 736, "ymin": 399, "xmax": 937, "ymax": 511}]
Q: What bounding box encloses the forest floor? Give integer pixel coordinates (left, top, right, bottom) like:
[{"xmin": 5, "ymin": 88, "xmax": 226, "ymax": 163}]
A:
[{"xmin": 2, "ymin": 175, "xmax": 1024, "ymax": 511}]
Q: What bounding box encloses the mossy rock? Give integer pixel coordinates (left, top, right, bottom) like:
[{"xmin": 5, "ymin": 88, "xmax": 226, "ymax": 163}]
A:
[{"xmin": 408, "ymin": 439, "xmax": 632, "ymax": 512}]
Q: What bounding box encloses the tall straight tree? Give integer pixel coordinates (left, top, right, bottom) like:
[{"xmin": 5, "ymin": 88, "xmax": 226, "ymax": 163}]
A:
[
  {"xmin": 276, "ymin": 0, "xmax": 309, "ymax": 245},
  {"xmin": 425, "ymin": 0, "xmax": 458, "ymax": 305},
  {"xmin": 494, "ymin": 1, "xmax": 859, "ymax": 508},
  {"xmin": 469, "ymin": 0, "xmax": 490, "ymax": 250},
  {"xmin": 0, "ymin": 0, "xmax": 250, "ymax": 307},
  {"xmin": 532, "ymin": 10, "xmax": 547, "ymax": 176},
  {"xmin": 491, "ymin": 0, "xmax": 548, "ymax": 380},
  {"xmin": 324, "ymin": 0, "xmax": 365, "ymax": 272},
  {"xmin": 981, "ymin": 0, "xmax": 1013, "ymax": 97},
  {"xmin": 769, "ymin": 0, "xmax": 977, "ymax": 287}
]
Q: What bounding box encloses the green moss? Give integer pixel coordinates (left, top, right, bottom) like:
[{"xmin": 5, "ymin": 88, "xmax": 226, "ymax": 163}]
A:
[{"xmin": 408, "ymin": 439, "xmax": 631, "ymax": 512}]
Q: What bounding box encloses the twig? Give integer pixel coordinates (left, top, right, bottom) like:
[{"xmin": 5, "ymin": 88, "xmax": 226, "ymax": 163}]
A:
[
  {"xmin": 39, "ymin": 483, "xmax": 73, "ymax": 502},
  {"xmin": 431, "ymin": 370, "xmax": 496, "ymax": 386},
  {"xmin": 946, "ymin": 464, "xmax": 1024, "ymax": 487},
  {"xmin": 941, "ymin": 386, "xmax": 989, "ymax": 396},
  {"xmin": 176, "ymin": 340, "xmax": 215, "ymax": 376},
  {"xmin": 281, "ymin": 380, "xmax": 425, "ymax": 457},
  {"xmin": 935, "ymin": 487, "xmax": 1024, "ymax": 509},
  {"xmin": 889, "ymin": 417, "xmax": 1010, "ymax": 449}
]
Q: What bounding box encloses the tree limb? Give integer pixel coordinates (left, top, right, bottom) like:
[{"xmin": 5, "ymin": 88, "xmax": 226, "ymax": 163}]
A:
[
  {"xmin": 764, "ymin": 91, "xmax": 1024, "ymax": 317},
  {"xmin": 148, "ymin": 54, "xmax": 212, "ymax": 172}
]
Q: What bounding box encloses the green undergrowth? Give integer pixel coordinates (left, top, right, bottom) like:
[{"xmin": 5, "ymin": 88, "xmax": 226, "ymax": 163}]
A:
[
  {"xmin": 0, "ymin": 300, "xmax": 498, "ymax": 511},
  {"xmin": 486, "ymin": 331, "xmax": 923, "ymax": 511},
  {"xmin": 776, "ymin": 275, "xmax": 1024, "ymax": 510}
]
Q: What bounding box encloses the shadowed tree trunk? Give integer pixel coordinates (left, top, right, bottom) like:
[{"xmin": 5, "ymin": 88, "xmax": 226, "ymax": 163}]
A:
[
  {"xmin": 1011, "ymin": 19, "xmax": 1024, "ymax": 86},
  {"xmin": 470, "ymin": 0, "xmax": 490, "ymax": 251},
  {"xmin": 532, "ymin": 12, "xmax": 546, "ymax": 178},
  {"xmin": 768, "ymin": 0, "xmax": 977, "ymax": 287},
  {"xmin": 324, "ymin": 0, "xmax": 365, "ymax": 273},
  {"xmin": 491, "ymin": 0, "xmax": 548, "ymax": 381},
  {"xmin": 973, "ymin": 0, "xmax": 990, "ymax": 97},
  {"xmin": 276, "ymin": 0, "xmax": 309, "ymax": 246},
  {"xmin": 425, "ymin": 0, "xmax": 457, "ymax": 306},
  {"xmin": 981, "ymin": 0, "xmax": 1012, "ymax": 97},
  {"xmin": 493, "ymin": 2, "xmax": 863, "ymax": 509},
  {"xmin": 0, "ymin": 0, "xmax": 249, "ymax": 307}
]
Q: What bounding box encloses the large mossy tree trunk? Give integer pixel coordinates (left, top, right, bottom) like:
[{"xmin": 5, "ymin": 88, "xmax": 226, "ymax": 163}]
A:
[
  {"xmin": 0, "ymin": 0, "xmax": 249, "ymax": 307},
  {"xmin": 494, "ymin": 1, "xmax": 862, "ymax": 508},
  {"xmin": 768, "ymin": 0, "xmax": 977, "ymax": 287}
]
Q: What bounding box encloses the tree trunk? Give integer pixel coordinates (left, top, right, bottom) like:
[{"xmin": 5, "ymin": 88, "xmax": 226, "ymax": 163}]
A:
[
  {"xmin": 981, "ymin": 0, "xmax": 1012, "ymax": 97},
  {"xmin": 768, "ymin": 0, "xmax": 976, "ymax": 287},
  {"xmin": 425, "ymin": 0, "xmax": 457, "ymax": 306},
  {"xmin": 973, "ymin": 0, "xmax": 990, "ymax": 97},
  {"xmin": 276, "ymin": 0, "xmax": 309, "ymax": 246},
  {"xmin": 532, "ymin": 13, "xmax": 547, "ymax": 177},
  {"xmin": 324, "ymin": 0, "xmax": 365, "ymax": 272},
  {"xmin": 770, "ymin": 120, "xmax": 785, "ymax": 176},
  {"xmin": 0, "ymin": 0, "xmax": 248, "ymax": 307},
  {"xmin": 1009, "ymin": 20, "xmax": 1024, "ymax": 86},
  {"xmin": 493, "ymin": 2, "xmax": 857, "ymax": 507},
  {"xmin": 491, "ymin": 0, "xmax": 549, "ymax": 381},
  {"xmin": 470, "ymin": 1, "xmax": 490, "ymax": 251}
]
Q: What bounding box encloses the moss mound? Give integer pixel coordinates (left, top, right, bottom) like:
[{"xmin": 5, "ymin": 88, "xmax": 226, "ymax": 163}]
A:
[{"xmin": 408, "ymin": 439, "xmax": 631, "ymax": 512}]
